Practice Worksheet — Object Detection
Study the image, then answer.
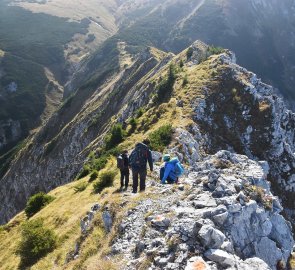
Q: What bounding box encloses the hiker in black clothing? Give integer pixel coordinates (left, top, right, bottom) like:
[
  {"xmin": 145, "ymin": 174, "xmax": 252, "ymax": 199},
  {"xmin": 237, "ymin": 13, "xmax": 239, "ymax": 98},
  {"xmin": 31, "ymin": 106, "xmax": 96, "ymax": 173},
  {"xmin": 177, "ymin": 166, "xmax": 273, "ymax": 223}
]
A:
[
  {"xmin": 117, "ymin": 150, "xmax": 129, "ymax": 191},
  {"xmin": 129, "ymin": 139, "xmax": 153, "ymax": 193}
]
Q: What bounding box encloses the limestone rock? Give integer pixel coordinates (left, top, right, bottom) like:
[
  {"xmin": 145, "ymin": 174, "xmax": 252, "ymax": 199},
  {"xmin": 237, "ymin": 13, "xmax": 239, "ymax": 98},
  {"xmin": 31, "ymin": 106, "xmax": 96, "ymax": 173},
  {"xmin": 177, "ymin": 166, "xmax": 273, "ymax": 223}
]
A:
[
  {"xmin": 152, "ymin": 151, "xmax": 162, "ymax": 162},
  {"xmin": 204, "ymin": 249, "xmax": 236, "ymax": 267},
  {"xmin": 254, "ymin": 237, "xmax": 282, "ymax": 269},
  {"xmin": 240, "ymin": 258, "xmax": 271, "ymax": 270},
  {"xmin": 110, "ymin": 151, "xmax": 294, "ymax": 270},
  {"xmin": 102, "ymin": 209, "xmax": 113, "ymax": 233},
  {"xmin": 198, "ymin": 225, "xmax": 226, "ymax": 249}
]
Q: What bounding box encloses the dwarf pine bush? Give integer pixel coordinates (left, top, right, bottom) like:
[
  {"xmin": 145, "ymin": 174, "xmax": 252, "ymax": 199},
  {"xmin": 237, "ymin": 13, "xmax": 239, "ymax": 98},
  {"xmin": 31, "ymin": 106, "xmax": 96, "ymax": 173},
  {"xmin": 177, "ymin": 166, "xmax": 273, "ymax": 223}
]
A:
[
  {"xmin": 25, "ymin": 192, "xmax": 54, "ymax": 218},
  {"xmin": 17, "ymin": 219, "xmax": 57, "ymax": 267}
]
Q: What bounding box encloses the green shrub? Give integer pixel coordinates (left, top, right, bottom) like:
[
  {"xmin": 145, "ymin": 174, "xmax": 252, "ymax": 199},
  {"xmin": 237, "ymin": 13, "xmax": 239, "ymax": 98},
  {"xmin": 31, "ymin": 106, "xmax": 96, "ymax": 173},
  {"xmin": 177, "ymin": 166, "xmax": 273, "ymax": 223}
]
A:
[
  {"xmin": 25, "ymin": 192, "xmax": 55, "ymax": 218},
  {"xmin": 179, "ymin": 59, "xmax": 184, "ymax": 68},
  {"xmin": 17, "ymin": 219, "xmax": 57, "ymax": 267},
  {"xmin": 129, "ymin": 118, "xmax": 137, "ymax": 134},
  {"xmin": 77, "ymin": 146, "xmax": 123, "ymax": 180},
  {"xmin": 182, "ymin": 74, "xmax": 188, "ymax": 86},
  {"xmin": 130, "ymin": 118, "xmax": 137, "ymax": 129},
  {"xmin": 136, "ymin": 108, "xmax": 144, "ymax": 118},
  {"xmin": 89, "ymin": 170, "xmax": 99, "ymax": 182},
  {"xmin": 186, "ymin": 47, "xmax": 194, "ymax": 60},
  {"xmin": 149, "ymin": 125, "xmax": 173, "ymax": 151},
  {"xmin": 208, "ymin": 45, "xmax": 224, "ymax": 55},
  {"xmin": 73, "ymin": 182, "xmax": 88, "ymax": 193},
  {"xmin": 93, "ymin": 171, "xmax": 116, "ymax": 193},
  {"xmin": 105, "ymin": 124, "xmax": 125, "ymax": 150},
  {"xmin": 156, "ymin": 64, "xmax": 177, "ymax": 103},
  {"xmin": 77, "ymin": 164, "xmax": 91, "ymax": 179},
  {"xmin": 92, "ymin": 156, "xmax": 108, "ymax": 172}
]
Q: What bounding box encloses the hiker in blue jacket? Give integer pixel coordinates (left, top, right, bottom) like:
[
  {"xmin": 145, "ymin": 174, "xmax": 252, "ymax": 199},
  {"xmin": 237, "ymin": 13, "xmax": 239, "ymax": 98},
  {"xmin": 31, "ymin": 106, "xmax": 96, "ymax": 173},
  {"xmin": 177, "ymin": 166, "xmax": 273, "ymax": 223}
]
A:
[{"xmin": 160, "ymin": 154, "xmax": 183, "ymax": 184}]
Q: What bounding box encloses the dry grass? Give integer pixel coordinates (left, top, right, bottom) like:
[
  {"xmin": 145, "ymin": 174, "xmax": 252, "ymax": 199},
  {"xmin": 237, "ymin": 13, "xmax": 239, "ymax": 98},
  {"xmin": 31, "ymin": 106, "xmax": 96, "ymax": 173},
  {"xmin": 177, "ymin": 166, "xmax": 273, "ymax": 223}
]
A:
[
  {"xmin": 0, "ymin": 49, "xmax": 5, "ymax": 58},
  {"xmin": 118, "ymin": 41, "xmax": 133, "ymax": 70},
  {"xmin": 288, "ymin": 253, "xmax": 295, "ymax": 269},
  {"xmin": 259, "ymin": 100, "xmax": 271, "ymax": 112},
  {"xmin": 0, "ymin": 157, "xmax": 122, "ymax": 270}
]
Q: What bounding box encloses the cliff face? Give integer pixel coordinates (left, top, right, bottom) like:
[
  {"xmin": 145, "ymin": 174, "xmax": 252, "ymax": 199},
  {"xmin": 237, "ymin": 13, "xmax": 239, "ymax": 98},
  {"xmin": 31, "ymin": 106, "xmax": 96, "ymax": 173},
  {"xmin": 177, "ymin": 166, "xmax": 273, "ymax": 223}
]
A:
[
  {"xmin": 0, "ymin": 119, "xmax": 22, "ymax": 151},
  {"xmin": 192, "ymin": 48, "xmax": 295, "ymax": 215},
  {"xmin": 116, "ymin": 0, "xmax": 295, "ymax": 105}
]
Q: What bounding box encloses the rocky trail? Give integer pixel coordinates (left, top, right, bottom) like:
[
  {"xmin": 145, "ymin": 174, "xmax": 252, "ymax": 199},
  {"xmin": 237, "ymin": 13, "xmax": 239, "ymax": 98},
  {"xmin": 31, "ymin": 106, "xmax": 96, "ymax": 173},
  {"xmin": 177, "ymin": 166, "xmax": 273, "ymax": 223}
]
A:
[{"xmin": 81, "ymin": 150, "xmax": 294, "ymax": 270}]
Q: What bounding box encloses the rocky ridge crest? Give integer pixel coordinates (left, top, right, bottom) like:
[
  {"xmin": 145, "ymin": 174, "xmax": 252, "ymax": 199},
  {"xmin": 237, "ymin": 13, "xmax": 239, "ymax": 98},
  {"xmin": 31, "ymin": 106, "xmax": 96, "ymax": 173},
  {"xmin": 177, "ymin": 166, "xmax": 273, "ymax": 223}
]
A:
[{"xmin": 108, "ymin": 151, "xmax": 293, "ymax": 269}]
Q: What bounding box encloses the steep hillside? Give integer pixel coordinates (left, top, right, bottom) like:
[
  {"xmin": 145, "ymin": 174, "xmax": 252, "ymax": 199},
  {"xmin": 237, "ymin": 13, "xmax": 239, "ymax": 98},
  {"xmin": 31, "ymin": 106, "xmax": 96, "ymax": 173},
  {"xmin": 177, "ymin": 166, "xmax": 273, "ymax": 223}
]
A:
[
  {"xmin": 0, "ymin": 42, "xmax": 171, "ymax": 224},
  {"xmin": 0, "ymin": 0, "xmax": 122, "ymax": 161},
  {"xmin": 0, "ymin": 1, "xmax": 85, "ymax": 160},
  {"xmin": 0, "ymin": 41, "xmax": 295, "ymax": 270}
]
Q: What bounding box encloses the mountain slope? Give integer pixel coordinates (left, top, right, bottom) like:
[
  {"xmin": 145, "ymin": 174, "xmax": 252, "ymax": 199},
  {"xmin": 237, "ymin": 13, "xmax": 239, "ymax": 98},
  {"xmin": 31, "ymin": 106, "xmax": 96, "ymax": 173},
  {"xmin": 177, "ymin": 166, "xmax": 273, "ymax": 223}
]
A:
[
  {"xmin": 0, "ymin": 42, "xmax": 295, "ymax": 269},
  {"xmin": 0, "ymin": 0, "xmax": 123, "ymax": 160},
  {"xmin": 0, "ymin": 43, "xmax": 171, "ymax": 224},
  {"xmin": 1, "ymin": 39, "xmax": 295, "ymax": 228},
  {"xmin": 1, "ymin": 151, "xmax": 293, "ymax": 270}
]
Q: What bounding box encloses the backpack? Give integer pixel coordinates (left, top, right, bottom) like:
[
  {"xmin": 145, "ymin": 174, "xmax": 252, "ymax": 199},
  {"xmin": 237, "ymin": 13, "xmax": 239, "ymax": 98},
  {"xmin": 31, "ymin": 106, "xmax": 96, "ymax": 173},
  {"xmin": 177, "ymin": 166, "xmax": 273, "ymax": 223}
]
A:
[
  {"xmin": 129, "ymin": 145, "xmax": 148, "ymax": 168},
  {"xmin": 117, "ymin": 155, "xmax": 125, "ymax": 170},
  {"xmin": 174, "ymin": 162, "xmax": 184, "ymax": 177}
]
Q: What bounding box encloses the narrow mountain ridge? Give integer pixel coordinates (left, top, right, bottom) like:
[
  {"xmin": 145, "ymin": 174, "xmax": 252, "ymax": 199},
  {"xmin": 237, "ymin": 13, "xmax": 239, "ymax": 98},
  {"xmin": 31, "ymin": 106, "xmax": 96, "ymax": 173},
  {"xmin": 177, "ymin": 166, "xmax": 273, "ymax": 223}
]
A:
[{"xmin": 1, "ymin": 41, "xmax": 295, "ymax": 270}]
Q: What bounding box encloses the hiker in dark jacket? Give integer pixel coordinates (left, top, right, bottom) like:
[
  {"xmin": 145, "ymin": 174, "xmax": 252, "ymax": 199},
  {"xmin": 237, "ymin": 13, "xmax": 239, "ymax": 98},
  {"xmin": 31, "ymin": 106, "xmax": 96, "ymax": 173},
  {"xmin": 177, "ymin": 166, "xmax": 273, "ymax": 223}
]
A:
[
  {"xmin": 129, "ymin": 139, "xmax": 153, "ymax": 193},
  {"xmin": 117, "ymin": 150, "xmax": 129, "ymax": 191}
]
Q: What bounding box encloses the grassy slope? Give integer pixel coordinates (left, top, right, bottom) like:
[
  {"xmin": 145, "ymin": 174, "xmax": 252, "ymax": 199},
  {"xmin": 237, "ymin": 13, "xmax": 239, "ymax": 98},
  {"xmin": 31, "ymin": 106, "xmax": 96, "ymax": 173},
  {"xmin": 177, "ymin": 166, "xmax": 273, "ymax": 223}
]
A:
[
  {"xmin": 0, "ymin": 47, "xmax": 217, "ymax": 270},
  {"xmin": 11, "ymin": 0, "xmax": 120, "ymax": 63}
]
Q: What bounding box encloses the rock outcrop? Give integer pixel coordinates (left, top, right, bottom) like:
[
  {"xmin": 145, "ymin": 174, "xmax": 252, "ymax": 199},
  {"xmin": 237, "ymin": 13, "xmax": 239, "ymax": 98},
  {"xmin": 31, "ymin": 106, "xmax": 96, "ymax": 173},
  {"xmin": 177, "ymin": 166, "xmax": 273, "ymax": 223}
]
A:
[
  {"xmin": 193, "ymin": 50, "xmax": 295, "ymax": 216},
  {"xmin": 0, "ymin": 119, "xmax": 22, "ymax": 151},
  {"xmin": 111, "ymin": 151, "xmax": 293, "ymax": 269}
]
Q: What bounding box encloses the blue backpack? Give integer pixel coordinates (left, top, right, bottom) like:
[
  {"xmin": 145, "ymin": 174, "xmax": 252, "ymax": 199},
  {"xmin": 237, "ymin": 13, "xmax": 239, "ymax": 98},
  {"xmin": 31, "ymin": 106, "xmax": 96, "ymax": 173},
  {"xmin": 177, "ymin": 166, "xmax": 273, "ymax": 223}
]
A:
[{"xmin": 174, "ymin": 161, "xmax": 184, "ymax": 177}]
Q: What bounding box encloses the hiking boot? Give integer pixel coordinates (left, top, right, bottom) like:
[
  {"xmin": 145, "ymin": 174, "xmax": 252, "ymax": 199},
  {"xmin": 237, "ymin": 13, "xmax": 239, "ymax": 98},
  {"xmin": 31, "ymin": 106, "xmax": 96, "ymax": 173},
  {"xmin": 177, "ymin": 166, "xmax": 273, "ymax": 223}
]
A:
[{"xmin": 124, "ymin": 186, "xmax": 128, "ymax": 191}]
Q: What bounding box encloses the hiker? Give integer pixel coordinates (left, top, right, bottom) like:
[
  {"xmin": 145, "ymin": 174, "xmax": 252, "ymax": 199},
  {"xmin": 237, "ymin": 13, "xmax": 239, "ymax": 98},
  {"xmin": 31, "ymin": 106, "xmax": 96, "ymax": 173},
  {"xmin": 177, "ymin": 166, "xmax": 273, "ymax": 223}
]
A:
[
  {"xmin": 129, "ymin": 139, "xmax": 153, "ymax": 193},
  {"xmin": 160, "ymin": 154, "xmax": 184, "ymax": 184},
  {"xmin": 117, "ymin": 150, "xmax": 129, "ymax": 191}
]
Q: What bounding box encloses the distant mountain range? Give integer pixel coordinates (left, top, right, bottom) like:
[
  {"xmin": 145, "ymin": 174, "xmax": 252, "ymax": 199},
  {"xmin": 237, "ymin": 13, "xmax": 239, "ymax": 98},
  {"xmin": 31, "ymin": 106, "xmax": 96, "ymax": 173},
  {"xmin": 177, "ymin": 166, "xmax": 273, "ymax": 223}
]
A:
[{"xmin": 116, "ymin": 0, "xmax": 295, "ymax": 103}]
